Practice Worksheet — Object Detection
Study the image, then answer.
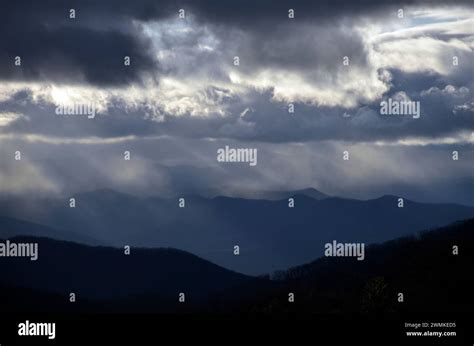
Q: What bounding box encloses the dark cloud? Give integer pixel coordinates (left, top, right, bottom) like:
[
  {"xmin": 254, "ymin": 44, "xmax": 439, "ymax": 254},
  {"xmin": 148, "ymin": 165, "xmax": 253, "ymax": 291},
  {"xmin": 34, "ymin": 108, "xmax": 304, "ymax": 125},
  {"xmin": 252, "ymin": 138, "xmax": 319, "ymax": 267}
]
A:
[
  {"xmin": 186, "ymin": 0, "xmax": 410, "ymax": 27},
  {"xmin": 0, "ymin": 0, "xmax": 172, "ymax": 85},
  {"xmin": 1, "ymin": 0, "xmax": 472, "ymax": 86},
  {"xmin": 223, "ymin": 22, "xmax": 370, "ymax": 76}
]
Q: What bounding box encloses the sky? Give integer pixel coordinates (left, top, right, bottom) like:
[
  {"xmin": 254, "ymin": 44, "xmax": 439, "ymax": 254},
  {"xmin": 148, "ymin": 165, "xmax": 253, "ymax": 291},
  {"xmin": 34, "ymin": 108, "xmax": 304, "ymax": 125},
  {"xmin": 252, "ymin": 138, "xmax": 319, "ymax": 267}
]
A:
[{"xmin": 0, "ymin": 0, "xmax": 473, "ymax": 204}]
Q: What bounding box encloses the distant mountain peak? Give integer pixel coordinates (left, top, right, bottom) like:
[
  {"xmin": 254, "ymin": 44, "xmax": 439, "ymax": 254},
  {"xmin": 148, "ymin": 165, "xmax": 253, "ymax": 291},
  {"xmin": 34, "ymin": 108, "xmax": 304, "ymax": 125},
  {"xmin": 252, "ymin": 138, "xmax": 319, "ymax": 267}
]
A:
[
  {"xmin": 235, "ymin": 187, "xmax": 330, "ymax": 201},
  {"xmin": 293, "ymin": 188, "xmax": 329, "ymax": 199}
]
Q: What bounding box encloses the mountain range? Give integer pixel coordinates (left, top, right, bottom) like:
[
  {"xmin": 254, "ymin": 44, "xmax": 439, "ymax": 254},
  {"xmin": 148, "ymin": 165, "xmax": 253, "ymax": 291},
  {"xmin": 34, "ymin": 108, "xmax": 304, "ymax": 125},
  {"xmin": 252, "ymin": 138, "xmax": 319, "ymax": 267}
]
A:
[
  {"xmin": 0, "ymin": 219, "xmax": 472, "ymax": 317},
  {"xmin": 1, "ymin": 188, "xmax": 473, "ymax": 274}
]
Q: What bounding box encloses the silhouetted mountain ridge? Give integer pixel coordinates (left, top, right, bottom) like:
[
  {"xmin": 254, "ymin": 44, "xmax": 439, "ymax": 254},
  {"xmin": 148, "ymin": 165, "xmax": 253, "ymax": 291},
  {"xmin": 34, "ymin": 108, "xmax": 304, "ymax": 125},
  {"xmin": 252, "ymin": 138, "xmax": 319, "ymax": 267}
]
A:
[
  {"xmin": 0, "ymin": 235, "xmax": 255, "ymax": 300},
  {"xmin": 0, "ymin": 219, "xmax": 472, "ymax": 316},
  {"xmin": 0, "ymin": 216, "xmax": 100, "ymax": 245},
  {"xmin": 1, "ymin": 189, "xmax": 473, "ymax": 274}
]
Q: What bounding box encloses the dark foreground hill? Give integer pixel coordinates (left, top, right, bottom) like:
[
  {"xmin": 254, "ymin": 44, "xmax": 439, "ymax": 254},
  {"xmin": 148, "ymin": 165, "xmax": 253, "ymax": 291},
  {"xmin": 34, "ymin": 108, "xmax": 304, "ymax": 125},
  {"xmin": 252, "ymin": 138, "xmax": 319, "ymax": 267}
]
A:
[
  {"xmin": 0, "ymin": 219, "xmax": 472, "ymax": 315},
  {"xmin": 249, "ymin": 218, "xmax": 474, "ymax": 316},
  {"xmin": 0, "ymin": 236, "xmax": 255, "ymax": 304}
]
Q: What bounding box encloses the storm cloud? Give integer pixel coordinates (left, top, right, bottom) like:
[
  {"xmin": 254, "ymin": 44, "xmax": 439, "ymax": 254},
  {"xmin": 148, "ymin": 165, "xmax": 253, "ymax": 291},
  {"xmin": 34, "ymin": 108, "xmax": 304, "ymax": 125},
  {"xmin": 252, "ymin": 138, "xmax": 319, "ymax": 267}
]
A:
[{"xmin": 0, "ymin": 0, "xmax": 472, "ymax": 202}]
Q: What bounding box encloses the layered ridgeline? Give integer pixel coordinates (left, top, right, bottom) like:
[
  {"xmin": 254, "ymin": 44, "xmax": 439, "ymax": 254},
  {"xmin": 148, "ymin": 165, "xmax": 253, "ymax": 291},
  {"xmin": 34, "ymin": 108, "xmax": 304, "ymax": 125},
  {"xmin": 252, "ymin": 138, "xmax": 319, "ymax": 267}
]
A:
[
  {"xmin": 0, "ymin": 235, "xmax": 255, "ymax": 303},
  {"xmin": 1, "ymin": 189, "xmax": 473, "ymax": 274},
  {"xmin": 0, "ymin": 219, "xmax": 472, "ymax": 315}
]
